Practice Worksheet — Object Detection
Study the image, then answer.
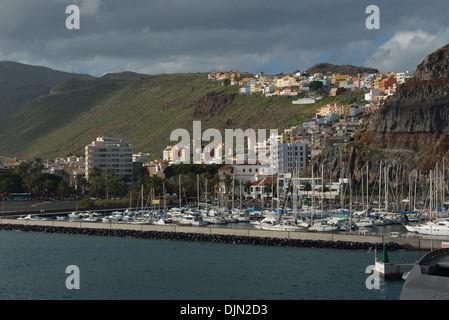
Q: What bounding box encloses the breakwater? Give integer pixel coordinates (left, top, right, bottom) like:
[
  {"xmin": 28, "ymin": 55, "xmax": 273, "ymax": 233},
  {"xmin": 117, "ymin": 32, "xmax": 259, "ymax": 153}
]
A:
[{"xmin": 0, "ymin": 218, "xmax": 443, "ymax": 251}]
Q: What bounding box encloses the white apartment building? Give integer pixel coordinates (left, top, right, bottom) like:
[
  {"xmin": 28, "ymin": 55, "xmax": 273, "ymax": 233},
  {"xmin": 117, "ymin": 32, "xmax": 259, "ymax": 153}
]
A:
[
  {"xmin": 277, "ymin": 142, "xmax": 309, "ymax": 174},
  {"xmin": 364, "ymin": 89, "xmax": 380, "ymax": 101},
  {"xmin": 85, "ymin": 137, "xmax": 133, "ymax": 185}
]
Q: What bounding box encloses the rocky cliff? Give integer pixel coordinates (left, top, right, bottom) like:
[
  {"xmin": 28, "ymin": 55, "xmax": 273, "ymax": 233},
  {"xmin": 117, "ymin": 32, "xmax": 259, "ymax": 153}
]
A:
[{"xmin": 312, "ymin": 44, "xmax": 449, "ymax": 190}]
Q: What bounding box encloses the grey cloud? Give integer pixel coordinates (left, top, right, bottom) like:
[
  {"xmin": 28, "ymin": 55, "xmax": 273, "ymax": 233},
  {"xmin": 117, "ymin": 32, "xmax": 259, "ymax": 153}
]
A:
[{"xmin": 0, "ymin": 0, "xmax": 448, "ymax": 75}]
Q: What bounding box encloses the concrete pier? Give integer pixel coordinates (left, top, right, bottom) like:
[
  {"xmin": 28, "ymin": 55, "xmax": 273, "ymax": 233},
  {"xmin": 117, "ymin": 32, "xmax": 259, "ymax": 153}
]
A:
[
  {"xmin": 373, "ymin": 261, "xmax": 415, "ymax": 279},
  {"xmin": 0, "ymin": 218, "xmax": 445, "ymax": 251}
]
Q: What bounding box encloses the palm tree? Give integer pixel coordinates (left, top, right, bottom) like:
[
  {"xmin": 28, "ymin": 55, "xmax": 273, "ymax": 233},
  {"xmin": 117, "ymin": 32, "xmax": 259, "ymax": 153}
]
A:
[
  {"xmin": 88, "ymin": 175, "xmax": 104, "ymax": 199},
  {"xmin": 244, "ymin": 181, "xmax": 252, "ymax": 198},
  {"xmin": 43, "ymin": 178, "xmax": 55, "ymax": 195},
  {"xmin": 13, "ymin": 158, "xmax": 45, "ymax": 196},
  {"xmin": 102, "ymin": 169, "xmax": 118, "ymax": 199},
  {"xmin": 208, "ymin": 173, "xmax": 221, "ymax": 206},
  {"xmin": 56, "ymin": 178, "xmax": 72, "ymax": 200},
  {"xmin": 75, "ymin": 174, "xmax": 88, "ymax": 195},
  {"xmin": 222, "ymin": 174, "xmax": 233, "ymax": 199}
]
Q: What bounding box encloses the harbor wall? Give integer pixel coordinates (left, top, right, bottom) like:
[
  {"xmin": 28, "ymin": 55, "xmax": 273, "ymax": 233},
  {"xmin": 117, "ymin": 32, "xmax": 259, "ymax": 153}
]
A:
[{"xmin": 0, "ymin": 218, "xmax": 442, "ymax": 251}]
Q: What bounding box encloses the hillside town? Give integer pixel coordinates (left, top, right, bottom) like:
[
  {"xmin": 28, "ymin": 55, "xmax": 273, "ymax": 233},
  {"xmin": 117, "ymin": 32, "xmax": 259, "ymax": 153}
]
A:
[
  {"xmin": 0, "ymin": 68, "xmax": 414, "ymax": 202},
  {"xmin": 206, "ymin": 68, "xmax": 414, "ymax": 155}
]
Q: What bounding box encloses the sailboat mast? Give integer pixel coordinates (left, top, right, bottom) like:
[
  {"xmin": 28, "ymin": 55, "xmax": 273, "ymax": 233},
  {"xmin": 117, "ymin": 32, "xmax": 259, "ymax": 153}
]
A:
[
  {"xmin": 179, "ymin": 175, "xmax": 182, "ymax": 209},
  {"xmin": 413, "ymin": 170, "xmax": 418, "ymax": 211},
  {"xmin": 312, "ymin": 167, "xmax": 316, "ymax": 218},
  {"xmin": 197, "ymin": 174, "xmax": 200, "ymax": 210},
  {"xmin": 441, "ymin": 157, "xmax": 446, "ymax": 208},
  {"xmin": 141, "ymin": 184, "xmax": 144, "ymax": 220},
  {"xmin": 277, "ymin": 170, "xmax": 280, "ymax": 214},
  {"xmin": 366, "ymin": 165, "xmax": 369, "ymax": 213},
  {"xmin": 293, "ymin": 171, "xmax": 297, "ymax": 222},
  {"xmin": 205, "ymin": 178, "xmax": 208, "ymax": 213},
  {"xmin": 321, "ymin": 164, "xmax": 324, "ymax": 214},
  {"xmin": 385, "ymin": 166, "xmax": 388, "ymax": 212},
  {"xmin": 349, "ymin": 175, "xmax": 352, "ymax": 230},
  {"xmin": 239, "ymin": 180, "xmax": 242, "ymax": 210},
  {"xmin": 435, "ymin": 162, "xmax": 440, "ymax": 213},
  {"xmin": 430, "ymin": 170, "xmax": 433, "ymax": 215},
  {"xmin": 163, "ymin": 182, "xmax": 166, "ymax": 214},
  {"xmin": 232, "ymin": 173, "xmax": 235, "ymax": 212},
  {"xmin": 361, "ymin": 167, "xmax": 364, "ymax": 214},
  {"xmin": 379, "ymin": 160, "xmax": 382, "ymax": 212}
]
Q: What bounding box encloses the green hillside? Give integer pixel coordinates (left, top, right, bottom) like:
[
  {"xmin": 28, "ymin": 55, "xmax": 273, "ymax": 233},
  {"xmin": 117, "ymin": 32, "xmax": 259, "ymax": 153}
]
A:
[
  {"xmin": 0, "ymin": 69, "xmax": 364, "ymax": 160},
  {"xmin": 0, "ymin": 61, "xmax": 81, "ymax": 121}
]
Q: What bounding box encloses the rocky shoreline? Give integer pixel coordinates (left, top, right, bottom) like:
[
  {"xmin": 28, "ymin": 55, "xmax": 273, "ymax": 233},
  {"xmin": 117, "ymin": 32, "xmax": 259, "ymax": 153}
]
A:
[{"xmin": 0, "ymin": 223, "xmax": 404, "ymax": 251}]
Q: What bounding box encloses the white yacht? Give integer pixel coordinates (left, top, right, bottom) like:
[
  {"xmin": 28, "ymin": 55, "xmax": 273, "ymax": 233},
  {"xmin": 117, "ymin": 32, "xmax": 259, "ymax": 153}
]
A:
[
  {"xmin": 308, "ymin": 222, "xmax": 339, "ymax": 232},
  {"xmin": 406, "ymin": 219, "xmax": 449, "ymax": 236},
  {"xmin": 203, "ymin": 215, "xmax": 227, "ymax": 224},
  {"xmin": 357, "ymin": 217, "xmax": 375, "ymax": 227},
  {"xmin": 179, "ymin": 214, "xmax": 208, "ymax": 226},
  {"xmin": 253, "ymin": 217, "xmax": 306, "ymax": 232}
]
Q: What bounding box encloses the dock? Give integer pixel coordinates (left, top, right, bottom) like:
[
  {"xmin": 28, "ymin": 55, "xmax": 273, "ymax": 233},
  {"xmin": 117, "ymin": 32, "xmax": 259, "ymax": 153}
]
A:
[
  {"xmin": 1, "ymin": 217, "xmax": 447, "ymax": 251},
  {"xmin": 371, "ymin": 243, "xmax": 415, "ymax": 279}
]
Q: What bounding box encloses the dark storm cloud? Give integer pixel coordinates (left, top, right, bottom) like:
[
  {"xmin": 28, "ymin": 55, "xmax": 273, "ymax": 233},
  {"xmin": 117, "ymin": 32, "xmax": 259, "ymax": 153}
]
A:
[{"xmin": 0, "ymin": 0, "xmax": 448, "ymax": 75}]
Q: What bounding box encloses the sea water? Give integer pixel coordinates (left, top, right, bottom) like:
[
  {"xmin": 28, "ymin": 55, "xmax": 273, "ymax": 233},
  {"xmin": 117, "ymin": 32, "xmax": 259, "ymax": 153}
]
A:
[{"xmin": 0, "ymin": 230, "xmax": 422, "ymax": 300}]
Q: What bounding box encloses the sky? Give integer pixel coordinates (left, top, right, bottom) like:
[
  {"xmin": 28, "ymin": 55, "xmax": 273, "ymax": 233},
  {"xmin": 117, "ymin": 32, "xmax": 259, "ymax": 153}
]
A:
[{"xmin": 1, "ymin": 0, "xmax": 449, "ymax": 77}]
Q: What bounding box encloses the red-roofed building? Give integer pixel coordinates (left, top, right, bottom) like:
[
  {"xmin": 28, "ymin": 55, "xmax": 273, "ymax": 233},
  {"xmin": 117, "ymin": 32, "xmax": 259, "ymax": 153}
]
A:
[{"xmin": 250, "ymin": 177, "xmax": 277, "ymax": 200}]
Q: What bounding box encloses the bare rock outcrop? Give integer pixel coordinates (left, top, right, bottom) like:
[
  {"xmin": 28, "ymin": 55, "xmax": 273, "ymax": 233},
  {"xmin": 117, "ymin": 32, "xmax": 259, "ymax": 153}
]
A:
[{"xmin": 192, "ymin": 90, "xmax": 235, "ymax": 119}]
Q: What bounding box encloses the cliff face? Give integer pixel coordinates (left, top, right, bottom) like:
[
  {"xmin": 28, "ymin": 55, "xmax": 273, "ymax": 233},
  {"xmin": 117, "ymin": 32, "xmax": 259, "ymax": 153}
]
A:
[
  {"xmin": 359, "ymin": 44, "xmax": 449, "ymax": 155},
  {"xmin": 359, "ymin": 78, "xmax": 449, "ymax": 154},
  {"xmin": 414, "ymin": 44, "xmax": 449, "ymax": 81},
  {"xmin": 313, "ymin": 44, "xmax": 449, "ymax": 187},
  {"xmin": 363, "ymin": 79, "xmax": 449, "ymax": 133}
]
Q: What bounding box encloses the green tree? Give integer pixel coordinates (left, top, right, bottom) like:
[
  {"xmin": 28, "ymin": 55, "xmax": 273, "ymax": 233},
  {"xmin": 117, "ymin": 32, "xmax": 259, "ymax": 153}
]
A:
[
  {"xmin": 89, "ymin": 175, "xmax": 105, "ymax": 199},
  {"xmin": 13, "ymin": 158, "xmax": 45, "ymax": 195},
  {"xmin": 309, "ymin": 80, "xmax": 323, "ymax": 90},
  {"xmin": 0, "ymin": 172, "xmax": 23, "ymax": 196},
  {"xmin": 75, "ymin": 173, "xmax": 88, "ymax": 195},
  {"xmin": 222, "ymin": 174, "xmax": 233, "ymax": 198},
  {"xmin": 102, "ymin": 169, "xmax": 118, "ymax": 199},
  {"xmin": 145, "ymin": 175, "xmax": 165, "ymax": 196},
  {"xmin": 56, "ymin": 179, "xmax": 70, "ymax": 199},
  {"xmin": 244, "ymin": 181, "xmax": 252, "ymax": 197}
]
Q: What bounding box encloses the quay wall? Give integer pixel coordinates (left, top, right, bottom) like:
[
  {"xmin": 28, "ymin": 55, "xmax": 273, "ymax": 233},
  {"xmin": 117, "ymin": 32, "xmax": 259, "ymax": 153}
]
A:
[{"xmin": 0, "ymin": 218, "xmax": 441, "ymax": 251}]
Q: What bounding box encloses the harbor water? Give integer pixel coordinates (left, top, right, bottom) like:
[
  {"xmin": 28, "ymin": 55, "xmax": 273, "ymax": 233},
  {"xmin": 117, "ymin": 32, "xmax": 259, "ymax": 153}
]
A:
[{"xmin": 0, "ymin": 228, "xmax": 422, "ymax": 300}]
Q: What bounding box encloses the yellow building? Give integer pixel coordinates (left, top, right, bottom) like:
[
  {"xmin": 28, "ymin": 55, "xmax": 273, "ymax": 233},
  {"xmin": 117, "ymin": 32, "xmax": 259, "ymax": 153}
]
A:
[
  {"xmin": 316, "ymin": 103, "xmax": 351, "ymax": 117},
  {"xmin": 216, "ymin": 73, "xmax": 230, "ymax": 81},
  {"xmin": 331, "ymin": 75, "xmax": 351, "ymax": 85},
  {"xmin": 276, "ymin": 76, "xmax": 296, "ymax": 88},
  {"xmin": 334, "ymin": 104, "xmax": 351, "ymax": 117}
]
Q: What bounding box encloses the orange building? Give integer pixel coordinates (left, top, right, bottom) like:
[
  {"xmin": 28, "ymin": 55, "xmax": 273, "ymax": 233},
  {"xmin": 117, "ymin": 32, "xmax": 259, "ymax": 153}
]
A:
[{"xmin": 379, "ymin": 76, "xmax": 397, "ymax": 93}]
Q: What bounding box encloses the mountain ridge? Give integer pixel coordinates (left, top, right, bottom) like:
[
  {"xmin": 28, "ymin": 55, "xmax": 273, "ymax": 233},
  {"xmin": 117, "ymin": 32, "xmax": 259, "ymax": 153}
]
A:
[
  {"xmin": 306, "ymin": 63, "xmax": 379, "ymax": 76},
  {"xmin": 0, "ymin": 61, "xmax": 80, "ymax": 121}
]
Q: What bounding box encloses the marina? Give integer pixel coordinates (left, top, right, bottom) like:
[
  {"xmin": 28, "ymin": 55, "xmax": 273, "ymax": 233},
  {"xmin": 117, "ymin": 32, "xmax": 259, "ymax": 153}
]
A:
[{"xmin": 1, "ymin": 212, "xmax": 446, "ymax": 252}]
